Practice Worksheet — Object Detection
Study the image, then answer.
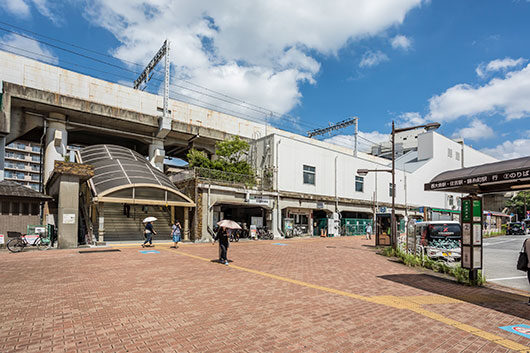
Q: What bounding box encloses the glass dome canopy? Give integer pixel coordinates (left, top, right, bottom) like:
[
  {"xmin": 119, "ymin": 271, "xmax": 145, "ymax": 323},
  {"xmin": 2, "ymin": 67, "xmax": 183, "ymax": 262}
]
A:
[{"xmin": 78, "ymin": 144, "xmax": 195, "ymax": 207}]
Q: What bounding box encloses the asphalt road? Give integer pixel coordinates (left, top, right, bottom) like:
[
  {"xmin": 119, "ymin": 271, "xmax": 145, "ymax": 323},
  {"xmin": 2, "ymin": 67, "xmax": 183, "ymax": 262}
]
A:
[{"xmin": 483, "ymin": 234, "xmax": 529, "ymax": 291}]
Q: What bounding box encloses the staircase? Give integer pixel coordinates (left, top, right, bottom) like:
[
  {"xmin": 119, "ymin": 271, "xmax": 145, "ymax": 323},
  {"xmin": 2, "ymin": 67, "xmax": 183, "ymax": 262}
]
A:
[{"xmin": 101, "ymin": 204, "xmax": 173, "ymax": 241}]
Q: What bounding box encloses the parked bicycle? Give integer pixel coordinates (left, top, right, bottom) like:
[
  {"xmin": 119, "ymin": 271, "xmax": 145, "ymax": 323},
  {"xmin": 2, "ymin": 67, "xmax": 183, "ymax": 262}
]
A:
[
  {"xmin": 257, "ymin": 226, "xmax": 274, "ymax": 240},
  {"xmin": 7, "ymin": 233, "xmax": 49, "ymax": 253},
  {"xmin": 229, "ymin": 229, "xmax": 240, "ymax": 242}
]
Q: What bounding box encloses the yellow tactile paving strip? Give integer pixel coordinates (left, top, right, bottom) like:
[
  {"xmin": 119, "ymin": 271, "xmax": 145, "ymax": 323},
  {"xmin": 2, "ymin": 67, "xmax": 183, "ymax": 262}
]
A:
[{"xmin": 146, "ymin": 246, "xmax": 529, "ymax": 353}]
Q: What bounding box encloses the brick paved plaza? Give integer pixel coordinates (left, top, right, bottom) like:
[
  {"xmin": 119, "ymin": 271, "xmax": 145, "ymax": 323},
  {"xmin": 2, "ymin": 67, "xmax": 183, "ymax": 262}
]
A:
[{"xmin": 1, "ymin": 237, "xmax": 529, "ymax": 353}]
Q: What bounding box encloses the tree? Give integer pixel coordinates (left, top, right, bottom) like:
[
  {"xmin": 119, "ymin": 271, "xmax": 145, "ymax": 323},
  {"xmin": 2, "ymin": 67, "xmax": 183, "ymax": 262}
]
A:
[
  {"xmin": 187, "ymin": 137, "xmax": 255, "ymax": 181},
  {"xmin": 505, "ymin": 191, "xmax": 530, "ymax": 220},
  {"xmin": 187, "ymin": 148, "xmax": 211, "ymax": 169}
]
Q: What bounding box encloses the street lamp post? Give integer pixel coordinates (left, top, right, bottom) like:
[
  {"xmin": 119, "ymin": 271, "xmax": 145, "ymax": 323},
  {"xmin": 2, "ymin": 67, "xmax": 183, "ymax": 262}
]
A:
[{"xmin": 358, "ymin": 120, "xmax": 440, "ymax": 250}]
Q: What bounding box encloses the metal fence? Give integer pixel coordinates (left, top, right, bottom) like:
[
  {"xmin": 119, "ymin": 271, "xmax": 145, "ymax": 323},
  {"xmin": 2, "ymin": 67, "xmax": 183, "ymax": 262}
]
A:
[
  {"xmin": 195, "ymin": 167, "xmax": 273, "ymax": 190},
  {"xmin": 342, "ymin": 218, "xmax": 373, "ymax": 236}
]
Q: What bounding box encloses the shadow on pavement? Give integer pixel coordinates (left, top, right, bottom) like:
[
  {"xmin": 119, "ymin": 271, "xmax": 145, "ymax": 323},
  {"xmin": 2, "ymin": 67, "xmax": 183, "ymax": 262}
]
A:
[{"xmin": 379, "ymin": 273, "xmax": 530, "ymax": 321}]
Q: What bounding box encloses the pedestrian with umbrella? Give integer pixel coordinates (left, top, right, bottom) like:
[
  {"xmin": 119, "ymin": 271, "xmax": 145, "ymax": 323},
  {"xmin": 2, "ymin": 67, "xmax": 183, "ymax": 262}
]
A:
[
  {"xmin": 142, "ymin": 216, "xmax": 157, "ymax": 248},
  {"xmin": 213, "ymin": 220, "xmax": 241, "ymax": 265}
]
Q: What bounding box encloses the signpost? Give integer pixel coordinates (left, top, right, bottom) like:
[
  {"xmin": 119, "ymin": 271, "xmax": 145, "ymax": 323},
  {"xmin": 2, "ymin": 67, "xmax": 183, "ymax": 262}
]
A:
[{"xmin": 460, "ymin": 195, "xmax": 483, "ymax": 282}]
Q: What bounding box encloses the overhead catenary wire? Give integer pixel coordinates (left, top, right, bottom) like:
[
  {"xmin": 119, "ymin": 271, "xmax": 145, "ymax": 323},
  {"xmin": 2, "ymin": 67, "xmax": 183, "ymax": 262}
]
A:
[
  {"xmin": 0, "ymin": 20, "xmax": 289, "ymax": 117},
  {"xmin": 0, "ymin": 23, "xmax": 308, "ymax": 129}
]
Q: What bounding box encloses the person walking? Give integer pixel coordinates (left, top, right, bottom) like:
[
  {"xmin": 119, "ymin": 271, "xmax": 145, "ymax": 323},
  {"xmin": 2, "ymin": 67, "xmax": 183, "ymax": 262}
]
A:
[
  {"xmin": 523, "ymin": 238, "xmax": 530, "ymax": 305},
  {"xmin": 142, "ymin": 221, "xmax": 156, "ymax": 247},
  {"xmin": 213, "ymin": 226, "xmax": 230, "ymax": 265},
  {"xmin": 170, "ymin": 220, "xmax": 182, "ymax": 248},
  {"xmin": 365, "ymin": 223, "xmax": 372, "ymax": 240}
]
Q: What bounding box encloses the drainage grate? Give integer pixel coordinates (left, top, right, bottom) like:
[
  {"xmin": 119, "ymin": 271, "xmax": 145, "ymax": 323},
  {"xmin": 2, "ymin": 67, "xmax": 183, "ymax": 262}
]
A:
[{"xmin": 79, "ymin": 249, "xmax": 121, "ymax": 254}]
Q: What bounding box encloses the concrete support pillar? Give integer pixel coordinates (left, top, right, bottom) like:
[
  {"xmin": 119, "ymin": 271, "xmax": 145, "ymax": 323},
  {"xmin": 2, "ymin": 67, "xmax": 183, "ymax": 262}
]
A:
[
  {"xmin": 272, "ymin": 200, "xmax": 281, "ymax": 239},
  {"xmin": 57, "ymin": 175, "xmax": 79, "ymax": 249},
  {"xmin": 170, "ymin": 206, "xmax": 175, "ymax": 224},
  {"xmin": 183, "ymin": 207, "xmax": 190, "ymax": 241},
  {"xmin": 98, "ymin": 203, "xmax": 105, "ymax": 243},
  {"xmin": 149, "ymin": 140, "xmax": 165, "ymax": 171},
  {"xmin": 44, "ymin": 114, "xmax": 67, "ymax": 184},
  {"xmin": 0, "ymin": 135, "xmax": 5, "ymax": 181}
]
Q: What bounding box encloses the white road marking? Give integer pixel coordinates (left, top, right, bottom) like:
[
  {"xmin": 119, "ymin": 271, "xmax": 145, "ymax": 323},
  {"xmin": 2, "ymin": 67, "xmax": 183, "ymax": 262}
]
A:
[
  {"xmin": 488, "ymin": 276, "xmax": 527, "ymax": 281},
  {"xmin": 483, "ymin": 238, "xmax": 525, "ymax": 247}
]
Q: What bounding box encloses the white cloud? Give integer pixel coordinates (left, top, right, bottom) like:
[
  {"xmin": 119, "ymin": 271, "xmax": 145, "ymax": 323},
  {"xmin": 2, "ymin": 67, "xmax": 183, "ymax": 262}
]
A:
[
  {"xmin": 324, "ymin": 130, "xmax": 389, "ymax": 152},
  {"xmin": 31, "ymin": 0, "xmax": 63, "ymax": 25},
  {"xmin": 398, "ymin": 112, "xmax": 427, "ymax": 125},
  {"xmin": 83, "ymin": 0, "xmax": 424, "ymax": 115},
  {"xmin": 390, "ymin": 35, "xmax": 412, "ymax": 50},
  {"xmin": 359, "ymin": 50, "xmax": 389, "ymax": 68},
  {"xmin": 0, "ymin": 0, "xmax": 61, "ymax": 23},
  {"xmin": 0, "ymin": 33, "xmax": 58, "ymax": 64},
  {"xmin": 451, "ymin": 119, "xmax": 493, "ymax": 141},
  {"xmin": 428, "ymin": 63, "xmax": 530, "ymax": 121},
  {"xmin": 481, "ymin": 139, "xmax": 530, "ymax": 160},
  {"xmin": 476, "ymin": 57, "xmax": 526, "ymax": 78},
  {"xmin": 1, "ymin": 0, "xmax": 30, "ymax": 17}
]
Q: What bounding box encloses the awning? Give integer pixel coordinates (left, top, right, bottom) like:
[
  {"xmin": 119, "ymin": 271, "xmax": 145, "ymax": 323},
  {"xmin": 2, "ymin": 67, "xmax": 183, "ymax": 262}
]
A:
[
  {"xmin": 425, "ymin": 156, "xmax": 530, "ymax": 193},
  {"xmin": 79, "ymin": 144, "xmax": 195, "ymax": 207}
]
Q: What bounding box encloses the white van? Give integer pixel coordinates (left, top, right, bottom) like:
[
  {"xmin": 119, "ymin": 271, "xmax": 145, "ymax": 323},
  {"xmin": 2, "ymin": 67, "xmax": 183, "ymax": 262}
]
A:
[{"xmin": 407, "ymin": 221, "xmax": 461, "ymax": 261}]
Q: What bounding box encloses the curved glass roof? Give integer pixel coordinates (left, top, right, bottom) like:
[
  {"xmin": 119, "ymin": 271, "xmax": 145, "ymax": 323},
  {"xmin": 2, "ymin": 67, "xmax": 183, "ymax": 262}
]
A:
[{"xmin": 78, "ymin": 145, "xmax": 194, "ymax": 206}]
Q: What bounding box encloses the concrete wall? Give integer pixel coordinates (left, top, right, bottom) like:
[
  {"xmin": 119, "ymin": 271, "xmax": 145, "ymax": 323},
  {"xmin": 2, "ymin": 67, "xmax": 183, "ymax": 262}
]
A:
[
  {"xmin": 0, "ymin": 50, "xmax": 273, "ymax": 141},
  {"xmin": 274, "ymin": 133, "xmax": 404, "ymax": 205},
  {"xmin": 272, "ymin": 131, "xmax": 498, "ymax": 211}
]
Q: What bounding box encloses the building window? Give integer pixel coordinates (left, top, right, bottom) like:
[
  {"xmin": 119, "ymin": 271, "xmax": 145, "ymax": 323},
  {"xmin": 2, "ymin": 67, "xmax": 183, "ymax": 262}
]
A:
[
  {"xmin": 21, "ymin": 202, "xmax": 29, "ymax": 215},
  {"xmin": 16, "ymin": 153, "xmax": 26, "ymax": 160},
  {"xmin": 30, "ymin": 184, "xmax": 40, "ymax": 191},
  {"xmin": 31, "ymin": 165, "xmax": 40, "ymax": 171},
  {"xmin": 31, "ymin": 174, "xmax": 40, "ymax": 181},
  {"xmin": 32, "ymin": 155, "xmax": 40, "ymax": 162},
  {"xmin": 448, "ymin": 195, "xmax": 454, "ymax": 206},
  {"xmin": 1, "ymin": 201, "xmax": 10, "ymax": 215},
  {"xmin": 455, "ymin": 151, "xmax": 460, "ymax": 161},
  {"xmin": 303, "ymin": 165, "xmax": 316, "ymax": 185},
  {"xmin": 11, "ymin": 202, "xmax": 19, "ymax": 215},
  {"xmin": 448, "ymin": 148, "xmax": 453, "ymax": 158},
  {"xmin": 355, "ymin": 176, "xmax": 364, "ymax": 192},
  {"xmin": 32, "ymin": 145, "xmax": 40, "ymax": 153},
  {"xmin": 31, "ymin": 203, "xmax": 40, "ymax": 215},
  {"xmin": 5, "ymin": 171, "xmax": 13, "ymax": 178},
  {"xmin": 16, "ymin": 172, "xmax": 25, "ymax": 180},
  {"xmin": 16, "ymin": 142, "xmax": 26, "ymax": 150},
  {"xmin": 389, "ymin": 183, "xmax": 394, "ymax": 197}
]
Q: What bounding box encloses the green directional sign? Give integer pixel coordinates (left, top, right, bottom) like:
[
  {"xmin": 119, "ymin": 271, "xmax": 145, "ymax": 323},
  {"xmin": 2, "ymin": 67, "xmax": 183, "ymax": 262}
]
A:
[
  {"xmin": 462, "ymin": 199, "xmax": 471, "ymax": 222},
  {"xmin": 472, "ymin": 199, "xmax": 482, "ymax": 222}
]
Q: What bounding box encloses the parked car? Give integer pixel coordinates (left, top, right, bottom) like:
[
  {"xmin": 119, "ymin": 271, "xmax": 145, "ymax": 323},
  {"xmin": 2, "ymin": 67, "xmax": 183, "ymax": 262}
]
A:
[
  {"xmin": 408, "ymin": 221, "xmax": 461, "ymax": 261},
  {"xmin": 506, "ymin": 222, "xmax": 525, "ymax": 235}
]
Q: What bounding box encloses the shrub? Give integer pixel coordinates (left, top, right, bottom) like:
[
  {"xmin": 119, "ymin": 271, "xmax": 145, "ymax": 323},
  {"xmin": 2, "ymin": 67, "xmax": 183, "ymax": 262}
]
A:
[{"xmin": 380, "ymin": 247, "xmax": 484, "ymax": 286}]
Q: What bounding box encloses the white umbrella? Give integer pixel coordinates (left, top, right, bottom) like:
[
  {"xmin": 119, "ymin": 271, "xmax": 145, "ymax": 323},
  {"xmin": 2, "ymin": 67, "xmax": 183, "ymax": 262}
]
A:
[
  {"xmin": 217, "ymin": 220, "xmax": 242, "ymax": 229},
  {"xmin": 143, "ymin": 216, "xmax": 157, "ymax": 223}
]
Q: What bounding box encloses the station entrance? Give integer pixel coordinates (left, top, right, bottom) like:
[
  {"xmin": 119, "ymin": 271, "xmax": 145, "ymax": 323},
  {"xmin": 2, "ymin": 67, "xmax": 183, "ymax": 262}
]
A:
[{"xmin": 77, "ymin": 144, "xmax": 195, "ymax": 243}]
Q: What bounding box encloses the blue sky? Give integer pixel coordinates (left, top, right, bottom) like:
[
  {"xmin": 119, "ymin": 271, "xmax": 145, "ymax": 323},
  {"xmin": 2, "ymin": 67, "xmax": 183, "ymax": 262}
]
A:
[{"xmin": 1, "ymin": 0, "xmax": 529, "ymax": 159}]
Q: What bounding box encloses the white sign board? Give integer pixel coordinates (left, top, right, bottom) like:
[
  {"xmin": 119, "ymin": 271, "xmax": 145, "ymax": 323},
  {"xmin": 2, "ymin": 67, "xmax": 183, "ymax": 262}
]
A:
[
  {"xmin": 462, "ymin": 223, "xmax": 471, "ymax": 245},
  {"xmin": 0, "ymin": 234, "xmax": 4, "ymax": 244},
  {"xmin": 23, "ymin": 235, "xmax": 39, "ymax": 245},
  {"xmin": 473, "ymin": 247, "xmax": 482, "ymax": 268},
  {"xmin": 462, "ymin": 246, "xmax": 471, "ymax": 268},
  {"xmin": 63, "ymin": 213, "xmax": 76, "ymax": 224},
  {"xmin": 473, "ymin": 223, "xmax": 482, "ymax": 245},
  {"xmin": 248, "ymin": 195, "xmax": 270, "ymax": 206}
]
